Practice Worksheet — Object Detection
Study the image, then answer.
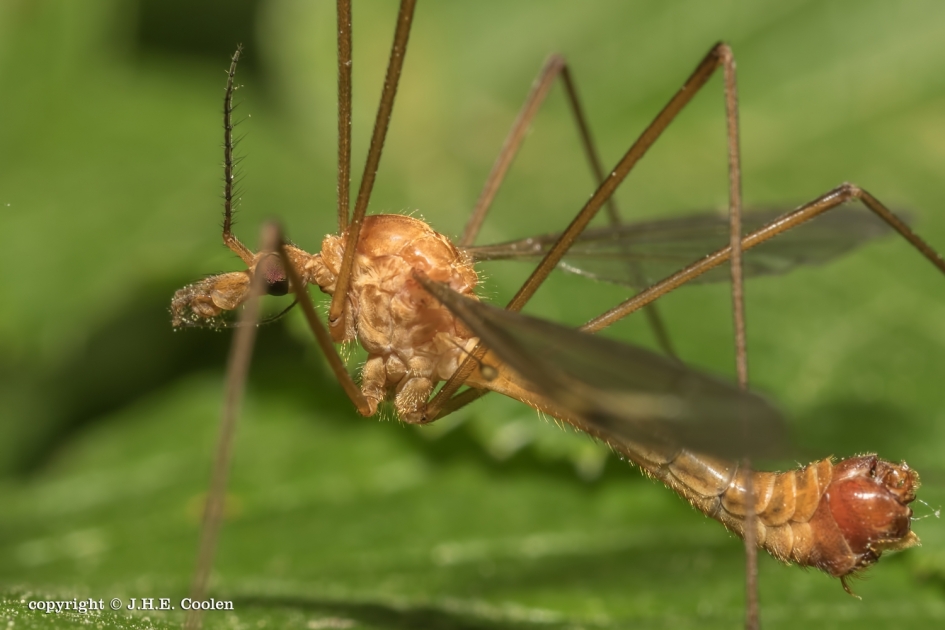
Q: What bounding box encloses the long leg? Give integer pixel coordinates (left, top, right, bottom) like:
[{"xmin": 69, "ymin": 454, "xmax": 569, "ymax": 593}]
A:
[
  {"xmin": 716, "ymin": 47, "xmax": 759, "ymax": 630},
  {"xmin": 284, "ymin": 0, "xmax": 372, "ymax": 416},
  {"xmin": 279, "ymin": 229, "xmax": 372, "ymax": 415},
  {"xmin": 183, "ymin": 223, "xmax": 279, "ymax": 630},
  {"xmin": 329, "ymin": 0, "xmax": 417, "ymax": 339},
  {"xmin": 269, "ymin": 0, "xmax": 420, "ymax": 415},
  {"xmin": 458, "ymin": 54, "xmax": 678, "ymax": 356},
  {"xmin": 425, "ymin": 43, "xmax": 741, "ymax": 420},
  {"xmin": 584, "ymin": 184, "xmax": 945, "ymax": 333},
  {"xmin": 562, "ymin": 61, "xmax": 681, "ymax": 357},
  {"xmin": 459, "ymin": 55, "xmax": 617, "ymax": 247},
  {"xmin": 336, "ymin": 0, "xmax": 352, "ymax": 233},
  {"xmin": 185, "ymin": 10, "xmax": 365, "ymax": 624},
  {"xmin": 440, "ymin": 185, "xmax": 945, "ymax": 412},
  {"xmin": 281, "ymin": 0, "xmax": 402, "ymax": 416},
  {"xmin": 722, "ymin": 48, "xmax": 748, "ymax": 391}
]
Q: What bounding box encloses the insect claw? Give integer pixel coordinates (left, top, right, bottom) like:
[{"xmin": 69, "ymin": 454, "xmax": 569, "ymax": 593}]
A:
[{"xmin": 840, "ymin": 575, "xmax": 862, "ymax": 600}]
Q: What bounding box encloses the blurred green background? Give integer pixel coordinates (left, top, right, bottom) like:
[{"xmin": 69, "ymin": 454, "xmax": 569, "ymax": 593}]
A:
[{"xmin": 2, "ymin": 1, "xmax": 945, "ymax": 628}]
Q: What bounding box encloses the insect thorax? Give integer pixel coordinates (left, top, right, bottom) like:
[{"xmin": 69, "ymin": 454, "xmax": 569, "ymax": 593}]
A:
[{"xmin": 309, "ymin": 214, "xmax": 480, "ymax": 420}]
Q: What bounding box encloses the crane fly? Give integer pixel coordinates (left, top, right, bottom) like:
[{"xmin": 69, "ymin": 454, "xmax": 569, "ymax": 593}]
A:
[{"xmin": 169, "ymin": 1, "xmax": 945, "ymax": 627}]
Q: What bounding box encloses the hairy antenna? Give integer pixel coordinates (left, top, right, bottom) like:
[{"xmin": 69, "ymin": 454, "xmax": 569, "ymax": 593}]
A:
[{"xmin": 221, "ymin": 45, "xmax": 253, "ymax": 265}]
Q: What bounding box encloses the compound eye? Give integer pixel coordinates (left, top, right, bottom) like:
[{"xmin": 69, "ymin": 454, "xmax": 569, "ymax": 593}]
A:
[
  {"xmin": 267, "ymin": 277, "xmax": 289, "ymax": 296},
  {"xmin": 257, "ymin": 254, "xmax": 289, "ymax": 296}
]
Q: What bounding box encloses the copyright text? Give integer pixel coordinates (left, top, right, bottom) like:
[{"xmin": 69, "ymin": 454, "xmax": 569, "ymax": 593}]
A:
[{"xmin": 25, "ymin": 597, "xmax": 234, "ymax": 613}]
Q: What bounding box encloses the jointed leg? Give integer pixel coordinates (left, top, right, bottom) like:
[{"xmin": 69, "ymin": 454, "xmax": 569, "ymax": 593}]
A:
[
  {"xmin": 425, "ymin": 43, "xmax": 742, "ymax": 421},
  {"xmin": 329, "ymin": 0, "xmax": 417, "ymax": 339},
  {"xmin": 583, "ymin": 183, "xmax": 945, "ymax": 333},
  {"xmin": 184, "ymin": 223, "xmax": 278, "ymax": 630},
  {"xmin": 715, "ymin": 46, "xmax": 759, "ymax": 630},
  {"xmin": 458, "ymin": 54, "xmax": 678, "ymax": 356},
  {"xmin": 276, "ymin": 230, "xmax": 373, "ymax": 416},
  {"xmin": 336, "ymin": 0, "xmax": 352, "ymax": 234},
  {"xmin": 458, "ymin": 55, "xmax": 623, "ymax": 246}
]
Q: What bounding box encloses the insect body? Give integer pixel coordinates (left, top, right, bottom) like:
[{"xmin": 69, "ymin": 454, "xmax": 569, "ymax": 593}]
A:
[
  {"xmin": 173, "ymin": 191, "xmax": 927, "ymax": 592},
  {"xmin": 173, "ymin": 213, "xmax": 480, "ymax": 421},
  {"xmin": 172, "ymin": 207, "xmax": 896, "ymax": 422},
  {"xmin": 309, "ymin": 214, "xmax": 479, "ymax": 419}
]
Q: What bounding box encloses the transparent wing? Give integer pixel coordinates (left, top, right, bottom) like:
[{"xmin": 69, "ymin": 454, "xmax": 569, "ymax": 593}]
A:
[
  {"xmin": 419, "ymin": 277, "xmax": 788, "ymax": 460},
  {"xmin": 466, "ymin": 206, "xmax": 894, "ymax": 287}
]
